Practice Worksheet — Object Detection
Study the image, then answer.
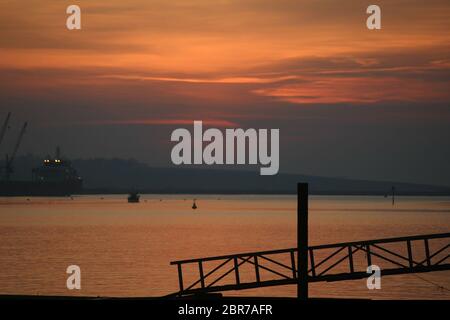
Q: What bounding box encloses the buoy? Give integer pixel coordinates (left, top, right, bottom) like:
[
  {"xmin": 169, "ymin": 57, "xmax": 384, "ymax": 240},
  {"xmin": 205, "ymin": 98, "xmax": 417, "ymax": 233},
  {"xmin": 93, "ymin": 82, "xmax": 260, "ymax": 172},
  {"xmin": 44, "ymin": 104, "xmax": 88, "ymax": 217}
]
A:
[{"xmin": 192, "ymin": 199, "xmax": 197, "ymax": 210}]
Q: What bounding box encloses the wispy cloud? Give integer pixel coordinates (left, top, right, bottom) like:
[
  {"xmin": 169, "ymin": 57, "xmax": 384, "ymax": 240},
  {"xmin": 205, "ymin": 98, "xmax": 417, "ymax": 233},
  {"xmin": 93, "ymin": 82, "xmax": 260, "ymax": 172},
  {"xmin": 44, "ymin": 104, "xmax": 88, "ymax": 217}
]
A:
[
  {"xmin": 73, "ymin": 118, "xmax": 239, "ymax": 127},
  {"xmin": 96, "ymin": 74, "xmax": 299, "ymax": 84},
  {"xmin": 253, "ymin": 77, "xmax": 450, "ymax": 104}
]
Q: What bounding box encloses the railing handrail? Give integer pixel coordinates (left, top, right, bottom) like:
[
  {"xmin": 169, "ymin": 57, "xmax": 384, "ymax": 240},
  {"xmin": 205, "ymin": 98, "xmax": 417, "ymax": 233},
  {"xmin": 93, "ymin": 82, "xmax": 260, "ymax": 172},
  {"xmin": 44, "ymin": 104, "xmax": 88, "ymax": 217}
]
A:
[
  {"xmin": 309, "ymin": 232, "xmax": 450, "ymax": 249},
  {"xmin": 170, "ymin": 247, "xmax": 296, "ymax": 264},
  {"xmin": 170, "ymin": 232, "xmax": 450, "ymax": 265}
]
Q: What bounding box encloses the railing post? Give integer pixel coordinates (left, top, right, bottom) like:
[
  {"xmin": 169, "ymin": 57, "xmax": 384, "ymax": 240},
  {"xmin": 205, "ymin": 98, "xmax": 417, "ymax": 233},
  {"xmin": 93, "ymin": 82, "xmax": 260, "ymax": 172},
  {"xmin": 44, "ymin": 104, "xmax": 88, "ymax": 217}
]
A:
[
  {"xmin": 424, "ymin": 239, "xmax": 431, "ymax": 266},
  {"xmin": 407, "ymin": 240, "xmax": 414, "ymax": 268},
  {"xmin": 198, "ymin": 261, "xmax": 205, "ymax": 289},
  {"xmin": 290, "ymin": 250, "xmax": 297, "ymax": 278},
  {"xmin": 234, "ymin": 257, "xmax": 240, "ymax": 285},
  {"xmin": 254, "ymin": 255, "xmax": 260, "ymax": 282},
  {"xmin": 348, "ymin": 246, "xmax": 354, "ymax": 273},
  {"xmin": 309, "ymin": 249, "xmax": 316, "ymax": 277},
  {"xmin": 298, "ymin": 183, "xmax": 308, "ymax": 301},
  {"xmin": 366, "ymin": 244, "xmax": 372, "ymax": 266},
  {"xmin": 177, "ymin": 263, "xmax": 184, "ymax": 293}
]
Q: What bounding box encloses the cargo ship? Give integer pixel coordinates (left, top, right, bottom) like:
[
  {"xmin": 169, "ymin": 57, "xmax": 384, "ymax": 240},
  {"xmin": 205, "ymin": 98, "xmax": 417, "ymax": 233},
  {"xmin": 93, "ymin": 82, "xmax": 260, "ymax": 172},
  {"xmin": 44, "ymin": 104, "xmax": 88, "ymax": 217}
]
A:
[
  {"xmin": 0, "ymin": 148, "xmax": 83, "ymax": 197},
  {"xmin": 0, "ymin": 112, "xmax": 83, "ymax": 196}
]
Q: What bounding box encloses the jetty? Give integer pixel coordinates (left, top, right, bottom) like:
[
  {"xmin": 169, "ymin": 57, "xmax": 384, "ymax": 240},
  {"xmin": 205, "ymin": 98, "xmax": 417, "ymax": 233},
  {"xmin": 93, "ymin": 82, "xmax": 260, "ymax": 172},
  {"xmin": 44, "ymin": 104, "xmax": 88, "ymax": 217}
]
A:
[{"xmin": 168, "ymin": 183, "xmax": 450, "ymax": 299}]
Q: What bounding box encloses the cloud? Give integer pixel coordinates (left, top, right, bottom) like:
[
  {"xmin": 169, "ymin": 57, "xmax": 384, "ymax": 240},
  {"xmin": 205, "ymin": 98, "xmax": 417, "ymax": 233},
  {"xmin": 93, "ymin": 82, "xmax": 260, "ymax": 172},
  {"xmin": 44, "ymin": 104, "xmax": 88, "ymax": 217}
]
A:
[
  {"xmin": 242, "ymin": 46, "xmax": 450, "ymax": 104},
  {"xmin": 253, "ymin": 77, "xmax": 450, "ymax": 104},
  {"xmin": 95, "ymin": 74, "xmax": 299, "ymax": 84},
  {"xmin": 75, "ymin": 118, "xmax": 239, "ymax": 127},
  {"xmin": 1, "ymin": 1, "xmax": 449, "ymax": 119}
]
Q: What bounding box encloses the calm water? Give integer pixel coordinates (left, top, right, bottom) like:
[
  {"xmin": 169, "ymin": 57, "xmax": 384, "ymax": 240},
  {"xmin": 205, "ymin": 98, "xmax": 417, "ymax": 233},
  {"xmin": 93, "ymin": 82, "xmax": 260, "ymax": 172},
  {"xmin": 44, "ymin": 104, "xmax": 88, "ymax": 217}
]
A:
[{"xmin": 0, "ymin": 195, "xmax": 449, "ymax": 299}]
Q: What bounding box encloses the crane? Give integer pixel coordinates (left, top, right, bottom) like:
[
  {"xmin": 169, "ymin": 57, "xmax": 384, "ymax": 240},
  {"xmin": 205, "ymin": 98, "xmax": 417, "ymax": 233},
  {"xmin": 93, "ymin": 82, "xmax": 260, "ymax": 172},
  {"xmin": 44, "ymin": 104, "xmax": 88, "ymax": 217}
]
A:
[
  {"xmin": 5, "ymin": 121, "xmax": 27, "ymax": 181},
  {"xmin": 0, "ymin": 112, "xmax": 11, "ymax": 151}
]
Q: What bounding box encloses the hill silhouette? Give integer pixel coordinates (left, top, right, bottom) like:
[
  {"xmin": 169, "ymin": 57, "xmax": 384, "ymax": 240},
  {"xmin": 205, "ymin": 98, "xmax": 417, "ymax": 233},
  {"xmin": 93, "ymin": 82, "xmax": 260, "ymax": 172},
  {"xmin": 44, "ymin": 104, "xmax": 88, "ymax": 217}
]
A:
[{"xmin": 5, "ymin": 155, "xmax": 450, "ymax": 195}]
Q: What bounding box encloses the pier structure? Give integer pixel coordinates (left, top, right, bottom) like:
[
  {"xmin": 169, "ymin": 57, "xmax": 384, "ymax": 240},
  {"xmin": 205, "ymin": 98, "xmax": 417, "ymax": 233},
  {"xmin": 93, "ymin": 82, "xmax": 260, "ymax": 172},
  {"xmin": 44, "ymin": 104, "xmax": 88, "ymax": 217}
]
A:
[{"xmin": 169, "ymin": 184, "xmax": 450, "ymax": 298}]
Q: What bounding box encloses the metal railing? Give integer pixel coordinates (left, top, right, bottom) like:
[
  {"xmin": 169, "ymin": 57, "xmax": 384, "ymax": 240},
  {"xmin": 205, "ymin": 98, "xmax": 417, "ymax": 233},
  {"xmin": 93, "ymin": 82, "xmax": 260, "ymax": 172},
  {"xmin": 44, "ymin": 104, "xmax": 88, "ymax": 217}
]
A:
[{"xmin": 169, "ymin": 232, "xmax": 450, "ymax": 296}]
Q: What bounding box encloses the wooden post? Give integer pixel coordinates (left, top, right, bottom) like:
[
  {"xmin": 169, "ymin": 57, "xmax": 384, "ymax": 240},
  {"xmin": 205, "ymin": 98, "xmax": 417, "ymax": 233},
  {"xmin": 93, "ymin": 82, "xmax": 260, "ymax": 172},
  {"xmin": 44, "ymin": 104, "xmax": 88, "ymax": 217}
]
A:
[{"xmin": 298, "ymin": 183, "xmax": 308, "ymax": 300}]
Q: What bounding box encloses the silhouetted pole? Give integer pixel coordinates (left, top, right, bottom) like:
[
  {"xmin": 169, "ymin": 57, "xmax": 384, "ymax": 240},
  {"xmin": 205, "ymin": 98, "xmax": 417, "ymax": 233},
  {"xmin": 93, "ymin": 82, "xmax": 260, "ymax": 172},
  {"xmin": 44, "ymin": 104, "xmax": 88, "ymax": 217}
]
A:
[
  {"xmin": 298, "ymin": 183, "xmax": 308, "ymax": 300},
  {"xmin": 392, "ymin": 186, "xmax": 395, "ymax": 206}
]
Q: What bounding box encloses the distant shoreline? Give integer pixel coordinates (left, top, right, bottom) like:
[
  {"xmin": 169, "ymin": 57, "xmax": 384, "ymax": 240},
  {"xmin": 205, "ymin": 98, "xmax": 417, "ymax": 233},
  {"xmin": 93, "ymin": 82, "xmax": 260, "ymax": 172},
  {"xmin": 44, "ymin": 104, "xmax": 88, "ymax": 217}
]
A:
[
  {"xmin": 79, "ymin": 189, "xmax": 450, "ymax": 196},
  {"xmin": 2, "ymin": 190, "xmax": 450, "ymax": 198},
  {"xmin": 9, "ymin": 156, "xmax": 450, "ymax": 197}
]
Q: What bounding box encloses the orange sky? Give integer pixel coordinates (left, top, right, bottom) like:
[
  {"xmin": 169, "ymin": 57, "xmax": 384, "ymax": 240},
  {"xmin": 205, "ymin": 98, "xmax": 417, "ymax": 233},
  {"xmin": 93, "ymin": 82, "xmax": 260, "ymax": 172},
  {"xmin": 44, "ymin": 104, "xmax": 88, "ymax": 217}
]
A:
[
  {"xmin": 1, "ymin": 0, "xmax": 449, "ymax": 108},
  {"xmin": 1, "ymin": 1, "xmax": 450, "ymax": 185}
]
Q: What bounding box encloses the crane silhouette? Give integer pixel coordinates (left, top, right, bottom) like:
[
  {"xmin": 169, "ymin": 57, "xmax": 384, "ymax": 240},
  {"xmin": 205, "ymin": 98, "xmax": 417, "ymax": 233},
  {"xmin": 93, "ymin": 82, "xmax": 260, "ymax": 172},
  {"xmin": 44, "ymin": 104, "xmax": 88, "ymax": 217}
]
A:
[
  {"xmin": 1, "ymin": 113, "xmax": 28, "ymax": 181},
  {"xmin": 0, "ymin": 112, "xmax": 11, "ymax": 152}
]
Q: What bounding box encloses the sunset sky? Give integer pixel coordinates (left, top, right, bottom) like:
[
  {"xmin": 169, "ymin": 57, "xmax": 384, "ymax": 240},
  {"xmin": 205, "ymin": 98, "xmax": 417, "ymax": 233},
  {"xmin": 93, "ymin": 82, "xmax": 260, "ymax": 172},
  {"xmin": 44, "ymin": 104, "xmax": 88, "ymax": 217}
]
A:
[{"xmin": 0, "ymin": 0, "xmax": 449, "ymax": 185}]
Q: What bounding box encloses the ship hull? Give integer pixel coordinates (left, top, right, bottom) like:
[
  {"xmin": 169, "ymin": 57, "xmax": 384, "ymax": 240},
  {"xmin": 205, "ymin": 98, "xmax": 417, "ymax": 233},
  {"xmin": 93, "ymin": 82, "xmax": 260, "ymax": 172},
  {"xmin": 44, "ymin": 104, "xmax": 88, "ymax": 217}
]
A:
[{"xmin": 0, "ymin": 180, "xmax": 83, "ymax": 197}]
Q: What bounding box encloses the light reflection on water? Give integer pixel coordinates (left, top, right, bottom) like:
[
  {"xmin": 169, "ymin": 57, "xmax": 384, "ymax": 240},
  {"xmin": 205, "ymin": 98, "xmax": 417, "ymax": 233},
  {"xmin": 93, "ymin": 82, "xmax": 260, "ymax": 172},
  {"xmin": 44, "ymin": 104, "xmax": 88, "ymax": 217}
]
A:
[{"xmin": 0, "ymin": 195, "xmax": 449, "ymax": 299}]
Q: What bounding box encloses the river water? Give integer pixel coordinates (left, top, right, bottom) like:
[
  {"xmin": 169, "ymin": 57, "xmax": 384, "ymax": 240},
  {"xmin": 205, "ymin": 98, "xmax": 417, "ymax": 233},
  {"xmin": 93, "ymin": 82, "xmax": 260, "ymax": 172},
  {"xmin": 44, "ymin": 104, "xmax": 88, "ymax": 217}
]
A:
[{"xmin": 0, "ymin": 195, "xmax": 449, "ymax": 299}]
